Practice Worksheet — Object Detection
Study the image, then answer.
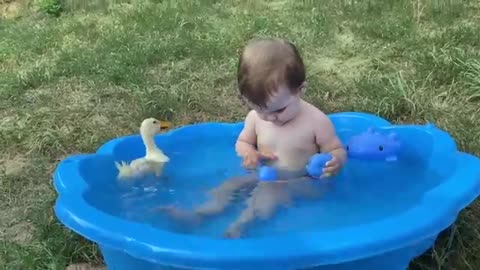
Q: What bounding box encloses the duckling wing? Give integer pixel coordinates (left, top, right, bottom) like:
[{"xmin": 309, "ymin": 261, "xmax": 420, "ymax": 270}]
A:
[
  {"xmin": 129, "ymin": 157, "xmax": 149, "ymax": 170},
  {"xmin": 146, "ymin": 151, "xmax": 170, "ymax": 163}
]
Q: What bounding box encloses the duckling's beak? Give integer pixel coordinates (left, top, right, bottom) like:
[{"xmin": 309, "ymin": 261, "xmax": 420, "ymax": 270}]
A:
[{"xmin": 159, "ymin": 120, "xmax": 172, "ymax": 131}]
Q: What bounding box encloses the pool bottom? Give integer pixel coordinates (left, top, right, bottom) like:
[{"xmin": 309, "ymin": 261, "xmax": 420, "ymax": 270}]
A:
[{"xmin": 98, "ymin": 234, "xmax": 437, "ymax": 270}]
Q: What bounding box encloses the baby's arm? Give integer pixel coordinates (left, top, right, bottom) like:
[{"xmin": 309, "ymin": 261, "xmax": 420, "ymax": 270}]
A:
[
  {"xmin": 235, "ymin": 110, "xmax": 257, "ymax": 157},
  {"xmin": 313, "ymin": 111, "xmax": 347, "ymax": 166},
  {"xmin": 235, "ymin": 111, "xmax": 276, "ymax": 168}
]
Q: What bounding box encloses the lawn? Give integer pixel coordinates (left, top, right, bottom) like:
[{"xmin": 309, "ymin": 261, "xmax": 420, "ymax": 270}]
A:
[{"xmin": 1, "ymin": 0, "xmax": 480, "ymax": 269}]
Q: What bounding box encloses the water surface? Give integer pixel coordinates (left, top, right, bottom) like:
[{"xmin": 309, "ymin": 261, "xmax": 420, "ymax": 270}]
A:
[{"xmin": 84, "ymin": 138, "xmax": 445, "ymax": 238}]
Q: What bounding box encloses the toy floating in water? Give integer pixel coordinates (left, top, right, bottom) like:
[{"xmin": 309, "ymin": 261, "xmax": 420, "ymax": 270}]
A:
[
  {"xmin": 258, "ymin": 166, "xmax": 278, "ymax": 182},
  {"xmin": 306, "ymin": 153, "xmax": 333, "ymax": 178},
  {"xmin": 257, "ymin": 153, "xmax": 332, "ymax": 181},
  {"xmin": 115, "ymin": 118, "xmax": 172, "ymax": 180},
  {"xmin": 53, "ymin": 112, "xmax": 480, "ymax": 270},
  {"xmin": 346, "ymin": 127, "xmax": 401, "ymax": 162}
]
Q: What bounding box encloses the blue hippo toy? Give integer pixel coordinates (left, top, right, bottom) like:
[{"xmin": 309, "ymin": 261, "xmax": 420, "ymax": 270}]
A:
[{"xmin": 346, "ymin": 127, "xmax": 401, "ymax": 161}]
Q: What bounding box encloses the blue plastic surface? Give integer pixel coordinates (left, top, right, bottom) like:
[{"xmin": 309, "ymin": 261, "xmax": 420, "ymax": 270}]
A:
[
  {"xmin": 53, "ymin": 112, "xmax": 480, "ymax": 270},
  {"xmin": 346, "ymin": 127, "xmax": 401, "ymax": 161},
  {"xmin": 306, "ymin": 153, "xmax": 333, "ymax": 178}
]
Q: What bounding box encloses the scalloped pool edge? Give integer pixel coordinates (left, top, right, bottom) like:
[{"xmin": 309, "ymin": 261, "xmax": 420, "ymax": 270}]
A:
[{"xmin": 53, "ymin": 112, "xmax": 480, "ymax": 270}]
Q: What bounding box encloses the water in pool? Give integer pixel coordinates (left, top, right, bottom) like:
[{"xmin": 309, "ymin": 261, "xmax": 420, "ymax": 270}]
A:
[{"xmin": 83, "ymin": 137, "xmax": 445, "ymax": 239}]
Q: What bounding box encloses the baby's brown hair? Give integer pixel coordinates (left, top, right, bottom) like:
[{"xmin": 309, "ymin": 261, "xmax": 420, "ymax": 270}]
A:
[{"xmin": 237, "ymin": 38, "xmax": 306, "ymax": 108}]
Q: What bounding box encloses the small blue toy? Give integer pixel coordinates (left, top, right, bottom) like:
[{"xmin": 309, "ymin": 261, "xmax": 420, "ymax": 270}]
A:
[
  {"xmin": 258, "ymin": 153, "xmax": 333, "ymax": 181},
  {"xmin": 346, "ymin": 127, "xmax": 401, "ymax": 161},
  {"xmin": 258, "ymin": 166, "xmax": 278, "ymax": 182},
  {"xmin": 306, "ymin": 153, "xmax": 333, "ymax": 178}
]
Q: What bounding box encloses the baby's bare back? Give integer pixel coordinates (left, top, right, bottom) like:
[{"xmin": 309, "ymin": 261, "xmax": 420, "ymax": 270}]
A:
[{"xmin": 255, "ymin": 101, "xmax": 322, "ymax": 174}]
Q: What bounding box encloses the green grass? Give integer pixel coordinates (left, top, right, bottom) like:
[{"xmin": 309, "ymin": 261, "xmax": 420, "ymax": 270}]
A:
[{"xmin": 1, "ymin": 0, "xmax": 480, "ymax": 269}]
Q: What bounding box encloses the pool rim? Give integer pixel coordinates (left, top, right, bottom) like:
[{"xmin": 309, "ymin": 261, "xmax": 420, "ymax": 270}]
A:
[{"xmin": 53, "ymin": 112, "xmax": 480, "ymax": 269}]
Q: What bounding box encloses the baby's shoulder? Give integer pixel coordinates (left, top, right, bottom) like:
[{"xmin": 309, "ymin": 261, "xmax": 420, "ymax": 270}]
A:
[
  {"xmin": 302, "ymin": 101, "xmax": 329, "ymax": 122},
  {"xmin": 246, "ymin": 109, "xmax": 258, "ymax": 118},
  {"xmin": 244, "ymin": 109, "xmax": 260, "ymax": 123}
]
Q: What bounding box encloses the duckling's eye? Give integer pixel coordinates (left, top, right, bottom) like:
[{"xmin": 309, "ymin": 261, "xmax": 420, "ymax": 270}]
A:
[{"xmin": 379, "ymin": 145, "xmax": 384, "ymax": 151}]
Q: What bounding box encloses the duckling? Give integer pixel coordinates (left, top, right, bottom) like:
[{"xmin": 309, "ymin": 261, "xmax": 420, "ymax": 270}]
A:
[{"xmin": 115, "ymin": 118, "xmax": 172, "ymax": 180}]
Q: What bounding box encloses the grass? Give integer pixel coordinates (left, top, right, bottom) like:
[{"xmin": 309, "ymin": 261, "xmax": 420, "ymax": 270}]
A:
[{"xmin": 1, "ymin": 0, "xmax": 480, "ymax": 269}]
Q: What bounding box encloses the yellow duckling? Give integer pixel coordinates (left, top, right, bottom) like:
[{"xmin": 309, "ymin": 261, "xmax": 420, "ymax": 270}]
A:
[{"xmin": 115, "ymin": 118, "xmax": 172, "ymax": 180}]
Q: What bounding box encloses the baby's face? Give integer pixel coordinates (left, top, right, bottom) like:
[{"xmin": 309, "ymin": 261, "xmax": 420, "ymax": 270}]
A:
[{"xmin": 249, "ymin": 85, "xmax": 302, "ymax": 126}]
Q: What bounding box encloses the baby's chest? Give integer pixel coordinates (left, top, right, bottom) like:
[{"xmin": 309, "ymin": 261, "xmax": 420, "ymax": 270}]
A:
[{"xmin": 257, "ymin": 125, "xmax": 315, "ymax": 150}]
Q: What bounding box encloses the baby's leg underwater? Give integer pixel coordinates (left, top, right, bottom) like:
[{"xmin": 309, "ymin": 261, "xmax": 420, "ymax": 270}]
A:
[
  {"xmin": 224, "ymin": 182, "xmax": 291, "ymax": 238},
  {"xmin": 195, "ymin": 175, "xmax": 257, "ymax": 216},
  {"xmin": 287, "ymin": 177, "xmax": 326, "ymax": 200},
  {"xmin": 158, "ymin": 175, "xmax": 257, "ymax": 225}
]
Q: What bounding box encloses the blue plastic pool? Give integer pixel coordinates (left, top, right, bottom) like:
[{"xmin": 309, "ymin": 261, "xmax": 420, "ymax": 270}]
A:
[{"xmin": 53, "ymin": 112, "xmax": 480, "ymax": 270}]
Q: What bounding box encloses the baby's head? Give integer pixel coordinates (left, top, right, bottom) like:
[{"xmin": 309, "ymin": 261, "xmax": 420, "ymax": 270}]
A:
[{"xmin": 237, "ymin": 38, "xmax": 306, "ymax": 125}]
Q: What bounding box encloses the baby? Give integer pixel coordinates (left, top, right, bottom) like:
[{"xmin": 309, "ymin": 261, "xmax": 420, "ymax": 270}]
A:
[{"xmin": 162, "ymin": 38, "xmax": 346, "ymax": 238}]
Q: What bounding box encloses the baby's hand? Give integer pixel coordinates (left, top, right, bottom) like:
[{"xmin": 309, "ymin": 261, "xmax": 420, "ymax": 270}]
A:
[
  {"xmin": 242, "ymin": 150, "xmax": 258, "ymax": 169},
  {"xmin": 321, "ymin": 156, "xmax": 342, "ymax": 178},
  {"xmin": 242, "ymin": 150, "xmax": 277, "ymax": 169}
]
